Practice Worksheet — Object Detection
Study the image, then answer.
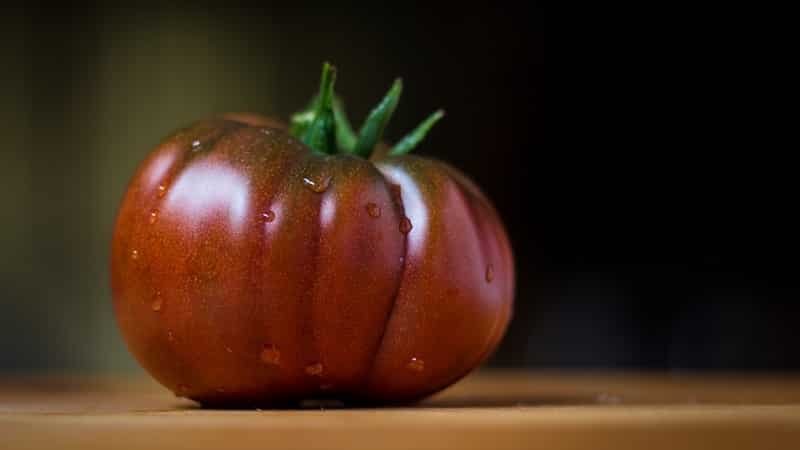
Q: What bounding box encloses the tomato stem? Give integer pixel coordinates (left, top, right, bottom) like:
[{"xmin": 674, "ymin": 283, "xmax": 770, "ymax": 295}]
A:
[{"xmin": 291, "ymin": 63, "xmax": 444, "ymax": 158}]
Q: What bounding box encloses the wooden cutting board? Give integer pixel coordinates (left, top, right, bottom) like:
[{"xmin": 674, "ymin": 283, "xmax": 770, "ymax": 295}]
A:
[{"xmin": 2, "ymin": 370, "xmax": 800, "ymax": 450}]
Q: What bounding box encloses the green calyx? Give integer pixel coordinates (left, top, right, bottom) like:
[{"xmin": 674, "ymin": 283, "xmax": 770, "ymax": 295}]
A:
[{"xmin": 290, "ymin": 62, "xmax": 443, "ymax": 157}]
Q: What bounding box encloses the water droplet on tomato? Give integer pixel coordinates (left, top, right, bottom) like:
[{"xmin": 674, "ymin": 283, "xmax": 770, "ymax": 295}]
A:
[
  {"xmin": 407, "ymin": 357, "xmax": 425, "ymax": 372},
  {"xmin": 262, "ymin": 210, "xmax": 276, "ymax": 223},
  {"xmin": 157, "ymin": 184, "xmax": 168, "ymax": 198},
  {"xmin": 148, "ymin": 209, "xmax": 159, "ymax": 224},
  {"xmin": 151, "ymin": 298, "xmax": 163, "ymax": 311},
  {"xmin": 260, "ymin": 345, "xmax": 281, "ymax": 365},
  {"xmin": 366, "ymin": 202, "xmax": 381, "ymax": 218},
  {"xmin": 390, "ymin": 184, "xmax": 403, "ymax": 206},
  {"xmin": 167, "ymin": 330, "xmax": 175, "ymax": 342},
  {"xmin": 131, "ymin": 249, "xmax": 139, "ymax": 260},
  {"xmin": 191, "ymin": 140, "xmax": 202, "ymax": 151},
  {"xmin": 261, "ymin": 128, "xmax": 272, "ymax": 136},
  {"xmin": 303, "ymin": 175, "xmax": 331, "ymax": 193},
  {"xmin": 305, "ymin": 362, "xmax": 324, "ymax": 376},
  {"xmin": 485, "ymin": 264, "xmax": 495, "ymax": 283},
  {"xmin": 399, "ymin": 217, "xmax": 413, "ymax": 234},
  {"xmin": 225, "ymin": 346, "xmax": 233, "ymax": 353}
]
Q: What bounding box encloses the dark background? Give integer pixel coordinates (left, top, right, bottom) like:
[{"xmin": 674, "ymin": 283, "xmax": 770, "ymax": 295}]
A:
[{"xmin": 1, "ymin": 4, "xmax": 797, "ymax": 374}]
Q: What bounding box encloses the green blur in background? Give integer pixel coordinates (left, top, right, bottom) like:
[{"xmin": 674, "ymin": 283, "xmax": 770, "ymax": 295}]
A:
[{"xmin": 1, "ymin": 9, "xmax": 287, "ymax": 372}]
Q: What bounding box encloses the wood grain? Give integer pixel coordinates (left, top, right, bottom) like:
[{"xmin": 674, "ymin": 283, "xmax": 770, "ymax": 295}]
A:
[{"xmin": 2, "ymin": 370, "xmax": 800, "ymax": 450}]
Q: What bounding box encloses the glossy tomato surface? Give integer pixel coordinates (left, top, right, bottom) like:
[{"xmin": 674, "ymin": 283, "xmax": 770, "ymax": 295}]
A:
[{"xmin": 111, "ymin": 113, "xmax": 514, "ymax": 405}]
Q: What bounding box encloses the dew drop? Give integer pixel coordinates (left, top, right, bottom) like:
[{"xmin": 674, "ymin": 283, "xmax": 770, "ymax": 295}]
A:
[
  {"xmin": 407, "ymin": 357, "xmax": 425, "ymax": 372},
  {"xmin": 261, "ymin": 128, "xmax": 272, "ymax": 136},
  {"xmin": 390, "ymin": 184, "xmax": 403, "ymax": 206},
  {"xmin": 303, "ymin": 175, "xmax": 332, "ymax": 193},
  {"xmin": 262, "ymin": 210, "xmax": 276, "ymax": 223},
  {"xmin": 151, "ymin": 298, "xmax": 163, "ymax": 312},
  {"xmin": 191, "ymin": 139, "xmax": 202, "ymax": 151},
  {"xmin": 260, "ymin": 345, "xmax": 281, "ymax": 365},
  {"xmin": 131, "ymin": 249, "xmax": 139, "ymax": 260},
  {"xmin": 485, "ymin": 264, "xmax": 495, "ymax": 283},
  {"xmin": 366, "ymin": 202, "xmax": 381, "ymax": 218},
  {"xmin": 225, "ymin": 346, "xmax": 233, "ymax": 353},
  {"xmin": 148, "ymin": 209, "xmax": 159, "ymax": 224},
  {"xmin": 157, "ymin": 184, "xmax": 167, "ymax": 198},
  {"xmin": 167, "ymin": 330, "xmax": 175, "ymax": 342},
  {"xmin": 305, "ymin": 362, "xmax": 324, "ymax": 376},
  {"xmin": 399, "ymin": 217, "xmax": 413, "ymax": 234}
]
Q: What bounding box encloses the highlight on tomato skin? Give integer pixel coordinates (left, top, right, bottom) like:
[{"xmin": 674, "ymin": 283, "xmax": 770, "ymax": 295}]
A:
[{"xmin": 110, "ymin": 63, "xmax": 514, "ymax": 406}]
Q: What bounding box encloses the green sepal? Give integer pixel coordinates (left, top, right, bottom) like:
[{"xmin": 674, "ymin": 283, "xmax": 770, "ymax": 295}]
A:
[
  {"xmin": 300, "ymin": 63, "xmax": 337, "ymax": 155},
  {"xmin": 352, "ymin": 79, "xmax": 402, "ymax": 158},
  {"xmin": 332, "ymin": 96, "xmax": 357, "ymax": 152},
  {"xmin": 389, "ymin": 109, "xmax": 445, "ymax": 156}
]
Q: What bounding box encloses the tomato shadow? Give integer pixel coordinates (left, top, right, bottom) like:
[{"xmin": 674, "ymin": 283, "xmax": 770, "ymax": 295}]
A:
[{"xmin": 175, "ymin": 394, "xmax": 591, "ymax": 411}]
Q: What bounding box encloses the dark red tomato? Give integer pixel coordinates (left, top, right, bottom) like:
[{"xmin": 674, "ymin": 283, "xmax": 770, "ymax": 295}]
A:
[{"xmin": 111, "ymin": 64, "xmax": 514, "ymax": 405}]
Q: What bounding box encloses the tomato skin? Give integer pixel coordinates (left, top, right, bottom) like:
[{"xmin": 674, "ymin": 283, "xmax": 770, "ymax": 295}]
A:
[{"xmin": 111, "ymin": 114, "xmax": 514, "ymax": 405}]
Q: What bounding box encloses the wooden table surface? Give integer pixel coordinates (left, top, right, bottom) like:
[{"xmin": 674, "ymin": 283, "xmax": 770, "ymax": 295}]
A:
[{"xmin": 2, "ymin": 370, "xmax": 800, "ymax": 450}]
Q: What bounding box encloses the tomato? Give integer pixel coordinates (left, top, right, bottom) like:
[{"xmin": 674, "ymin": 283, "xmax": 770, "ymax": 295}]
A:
[{"xmin": 111, "ymin": 64, "xmax": 514, "ymax": 405}]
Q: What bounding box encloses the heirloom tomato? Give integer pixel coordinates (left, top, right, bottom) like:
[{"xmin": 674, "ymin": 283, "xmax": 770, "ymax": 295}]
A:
[{"xmin": 111, "ymin": 64, "xmax": 514, "ymax": 405}]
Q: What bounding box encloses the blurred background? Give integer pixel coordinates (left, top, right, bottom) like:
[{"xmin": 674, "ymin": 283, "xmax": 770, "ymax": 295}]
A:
[{"xmin": 1, "ymin": 3, "xmax": 798, "ymax": 375}]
